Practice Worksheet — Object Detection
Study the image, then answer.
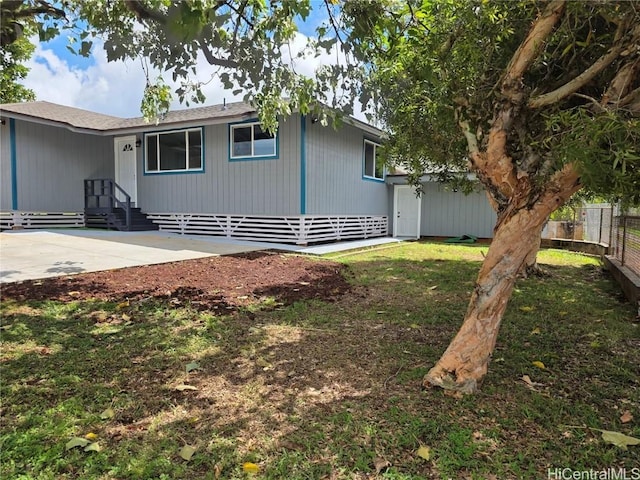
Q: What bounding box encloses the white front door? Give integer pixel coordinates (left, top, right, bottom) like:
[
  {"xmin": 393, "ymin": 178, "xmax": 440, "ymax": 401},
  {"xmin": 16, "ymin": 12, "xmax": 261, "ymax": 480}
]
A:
[
  {"xmin": 394, "ymin": 185, "xmax": 421, "ymax": 238},
  {"xmin": 114, "ymin": 136, "xmax": 138, "ymax": 205}
]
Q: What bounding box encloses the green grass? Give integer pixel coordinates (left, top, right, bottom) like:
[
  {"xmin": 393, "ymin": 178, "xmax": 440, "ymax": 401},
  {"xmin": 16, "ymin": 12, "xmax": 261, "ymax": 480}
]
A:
[{"xmin": 1, "ymin": 242, "xmax": 638, "ymax": 479}]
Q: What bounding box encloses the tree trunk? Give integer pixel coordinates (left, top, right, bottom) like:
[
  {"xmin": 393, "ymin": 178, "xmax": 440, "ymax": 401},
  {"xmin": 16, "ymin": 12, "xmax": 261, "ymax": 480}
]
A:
[{"xmin": 423, "ymin": 205, "xmax": 546, "ymax": 394}]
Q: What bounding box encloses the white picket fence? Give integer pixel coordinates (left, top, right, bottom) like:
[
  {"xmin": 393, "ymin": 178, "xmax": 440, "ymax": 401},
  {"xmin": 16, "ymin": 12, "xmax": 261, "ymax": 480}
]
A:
[
  {"xmin": 0, "ymin": 211, "xmax": 85, "ymax": 230},
  {"xmin": 146, "ymin": 213, "xmax": 388, "ymax": 245}
]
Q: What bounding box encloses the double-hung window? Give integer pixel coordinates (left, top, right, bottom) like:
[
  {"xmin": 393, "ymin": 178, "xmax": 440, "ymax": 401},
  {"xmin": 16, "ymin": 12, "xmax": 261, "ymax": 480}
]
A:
[
  {"xmin": 230, "ymin": 121, "xmax": 277, "ymax": 160},
  {"xmin": 145, "ymin": 128, "xmax": 203, "ymax": 173},
  {"xmin": 363, "ymin": 139, "xmax": 384, "ymax": 181}
]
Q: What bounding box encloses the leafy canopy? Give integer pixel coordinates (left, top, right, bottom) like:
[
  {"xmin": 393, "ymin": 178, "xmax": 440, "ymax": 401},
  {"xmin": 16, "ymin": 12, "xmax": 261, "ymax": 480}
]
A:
[{"xmin": 347, "ymin": 1, "xmax": 639, "ymax": 205}]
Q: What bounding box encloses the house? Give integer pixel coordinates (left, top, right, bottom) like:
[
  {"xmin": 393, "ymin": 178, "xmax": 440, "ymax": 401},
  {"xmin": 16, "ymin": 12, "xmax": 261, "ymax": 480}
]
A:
[{"xmin": 0, "ymin": 101, "xmax": 496, "ymax": 243}]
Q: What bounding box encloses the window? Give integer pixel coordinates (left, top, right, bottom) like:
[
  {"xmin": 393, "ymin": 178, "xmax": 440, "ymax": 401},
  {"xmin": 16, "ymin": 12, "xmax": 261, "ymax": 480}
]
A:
[
  {"xmin": 145, "ymin": 128, "xmax": 203, "ymax": 173},
  {"xmin": 230, "ymin": 121, "xmax": 277, "ymax": 160},
  {"xmin": 363, "ymin": 139, "xmax": 384, "ymax": 181}
]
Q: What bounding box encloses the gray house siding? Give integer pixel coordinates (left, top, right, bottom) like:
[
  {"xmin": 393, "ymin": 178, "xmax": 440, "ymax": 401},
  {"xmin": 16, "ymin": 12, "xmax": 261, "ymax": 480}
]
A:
[
  {"xmin": 5, "ymin": 120, "xmax": 113, "ymax": 212},
  {"xmin": 419, "ymin": 182, "xmax": 496, "ymax": 238},
  {"xmin": 305, "ymin": 117, "xmax": 387, "ymax": 215},
  {"xmin": 136, "ymin": 116, "xmax": 301, "ymax": 215},
  {"xmin": 0, "ymin": 120, "xmax": 12, "ymax": 210}
]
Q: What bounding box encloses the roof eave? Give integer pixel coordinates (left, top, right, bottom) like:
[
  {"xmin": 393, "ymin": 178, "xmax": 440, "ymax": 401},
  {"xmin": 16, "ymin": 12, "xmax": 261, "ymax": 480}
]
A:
[{"xmin": 0, "ymin": 111, "xmax": 109, "ymax": 135}]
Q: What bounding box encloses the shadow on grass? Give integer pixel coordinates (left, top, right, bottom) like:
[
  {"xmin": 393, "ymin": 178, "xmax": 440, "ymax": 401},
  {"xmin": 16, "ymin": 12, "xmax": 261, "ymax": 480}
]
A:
[{"xmin": 1, "ymin": 253, "xmax": 638, "ymax": 479}]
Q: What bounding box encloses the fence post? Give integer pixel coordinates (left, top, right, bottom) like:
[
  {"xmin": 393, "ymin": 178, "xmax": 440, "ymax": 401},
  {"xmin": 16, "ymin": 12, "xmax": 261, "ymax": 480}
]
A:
[
  {"xmin": 609, "ymin": 205, "xmax": 614, "ymax": 247},
  {"xmin": 621, "ymin": 216, "xmax": 627, "ymax": 266},
  {"xmin": 598, "ymin": 208, "xmax": 603, "ymax": 244}
]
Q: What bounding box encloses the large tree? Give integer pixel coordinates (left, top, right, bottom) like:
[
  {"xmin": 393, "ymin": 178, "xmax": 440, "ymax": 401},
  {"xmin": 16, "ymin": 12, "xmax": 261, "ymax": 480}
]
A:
[
  {"xmin": 343, "ymin": 0, "xmax": 640, "ymax": 393},
  {"xmin": 3, "ymin": 0, "xmax": 639, "ymax": 393}
]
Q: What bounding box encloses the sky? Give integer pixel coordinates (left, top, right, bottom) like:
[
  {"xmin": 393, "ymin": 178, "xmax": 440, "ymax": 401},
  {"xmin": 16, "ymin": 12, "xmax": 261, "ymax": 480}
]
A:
[{"xmin": 19, "ymin": 5, "xmax": 348, "ymax": 119}]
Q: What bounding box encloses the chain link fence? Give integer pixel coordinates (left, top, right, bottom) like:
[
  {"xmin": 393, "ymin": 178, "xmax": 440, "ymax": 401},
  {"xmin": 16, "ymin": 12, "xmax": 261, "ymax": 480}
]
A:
[{"xmin": 610, "ymin": 215, "xmax": 640, "ymax": 276}]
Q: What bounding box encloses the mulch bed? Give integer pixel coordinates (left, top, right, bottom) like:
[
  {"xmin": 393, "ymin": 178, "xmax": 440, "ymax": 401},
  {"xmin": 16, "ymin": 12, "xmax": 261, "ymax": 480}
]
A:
[{"xmin": 1, "ymin": 251, "xmax": 351, "ymax": 312}]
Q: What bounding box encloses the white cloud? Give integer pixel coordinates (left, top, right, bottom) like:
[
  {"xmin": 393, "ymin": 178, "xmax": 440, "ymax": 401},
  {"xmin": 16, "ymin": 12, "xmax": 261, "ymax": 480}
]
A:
[{"xmin": 22, "ymin": 32, "xmax": 367, "ymax": 120}]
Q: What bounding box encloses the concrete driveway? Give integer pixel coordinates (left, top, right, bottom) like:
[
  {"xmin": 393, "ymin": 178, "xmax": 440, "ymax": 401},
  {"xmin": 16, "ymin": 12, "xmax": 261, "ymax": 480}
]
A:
[
  {"xmin": 0, "ymin": 229, "xmax": 404, "ymax": 284},
  {"xmin": 0, "ymin": 229, "xmax": 270, "ymax": 284}
]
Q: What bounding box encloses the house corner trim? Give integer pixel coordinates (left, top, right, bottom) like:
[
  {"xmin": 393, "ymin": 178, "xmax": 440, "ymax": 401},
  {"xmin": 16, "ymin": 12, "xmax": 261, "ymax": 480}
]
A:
[
  {"xmin": 10, "ymin": 118, "xmax": 17, "ymax": 210},
  {"xmin": 300, "ymin": 115, "xmax": 307, "ymax": 215}
]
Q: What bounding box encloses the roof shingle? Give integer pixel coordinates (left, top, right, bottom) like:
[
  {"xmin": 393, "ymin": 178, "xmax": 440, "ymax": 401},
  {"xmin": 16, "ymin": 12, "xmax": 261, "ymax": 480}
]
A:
[{"xmin": 0, "ymin": 100, "xmax": 257, "ymax": 133}]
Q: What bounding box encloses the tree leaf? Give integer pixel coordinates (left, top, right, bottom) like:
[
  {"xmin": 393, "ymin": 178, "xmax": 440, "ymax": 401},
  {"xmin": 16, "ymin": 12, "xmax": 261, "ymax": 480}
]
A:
[
  {"xmin": 242, "ymin": 462, "xmax": 260, "ymax": 474},
  {"xmin": 100, "ymin": 407, "xmax": 115, "ymax": 419},
  {"xmin": 532, "ymin": 361, "xmax": 546, "ymax": 369},
  {"xmin": 179, "ymin": 444, "xmax": 196, "ymax": 461},
  {"xmin": 85, "ymin": 432, "xmax": 98, "ymax": 441},
  {"xmin": 416, "ymin": 445, "xmax": 431, "ymax": 460},
  {"xmin": 65, "ymin": 437, "xmax": 90, "ymax": 450},
  {"xmin": 175, "ymin": 384, "xmax": 198, "ymax": 391},
  {"xmin": 185, "ymin": 362, "xmax": 201, "ymax": 373},
  {"xmin": 84, "ymin": 442, "xmax": 102, "ymax": 452},
  {"xmin": 600, "ymin": 430, "xmax": 640, "ymax": 450}
]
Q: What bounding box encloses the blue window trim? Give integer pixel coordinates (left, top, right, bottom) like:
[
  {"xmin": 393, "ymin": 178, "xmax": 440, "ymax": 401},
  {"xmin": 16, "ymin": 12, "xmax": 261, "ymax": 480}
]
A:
[
  {"xmin": 143, "ymin": 126, "xmax": 205, "ymax": 175},
  {"xmin": 228, "ymin": 118, "xmax": 279, "ymax": 162},
  {"xmin": 362, "ymin": 138, "xmax": 385, "ymax": 183},
  {"xmin": 10, "ymin": 118, "xmax": 18, "ymax": 209}
]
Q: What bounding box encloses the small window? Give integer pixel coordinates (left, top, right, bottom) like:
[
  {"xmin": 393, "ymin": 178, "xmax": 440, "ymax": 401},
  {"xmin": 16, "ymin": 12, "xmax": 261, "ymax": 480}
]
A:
[
  {"xmin": 145, "ymin": 128, "xmax": 203, "ymax": 174},
  {"xmin": 230, "ymin": 122, "xmax": 277, "ymax": 160},
  {"xmin": 363, "ymin": 139, "xmax": 384, "ymax": 180}
]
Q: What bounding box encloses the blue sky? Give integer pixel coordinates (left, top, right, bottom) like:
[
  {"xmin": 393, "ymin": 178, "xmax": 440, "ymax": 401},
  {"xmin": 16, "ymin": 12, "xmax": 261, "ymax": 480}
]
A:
[{"xmin": 22, "ymin": 4, "xmax": 338, "ymax": 118}]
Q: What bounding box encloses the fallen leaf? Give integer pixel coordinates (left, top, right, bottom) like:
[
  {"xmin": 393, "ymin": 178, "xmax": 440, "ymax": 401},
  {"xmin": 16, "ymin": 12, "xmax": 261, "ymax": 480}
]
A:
[
  {"xmin": 520, "ymin": 375, "xmax": 544, "ymax": 390},
  {"xmin": 429, "ymin": 285, "xmax": 438, "ymax": 290},
  {"xmin": 416, "ymin": 445, "xmax": 431, "ymax": 461},
  {"xmin": 122, "ymin": 313, "xmax": 131, "ymax": 322},
  {"xmin": 519, "ymin": 306, "xmax": 534, "ymax": 312},
  {"xmin": 409, "ymin": 323, "xmax": 420, "ymax": 329},
  {"xmin": 65, "ymin": 437, "xmax": 90, "ymax": 450},
  {"xmin": 116, "ymin": 301, "xmax": 129, "ymax": 310},
  {"xmin": 175, "ymin": 384, "xmax": 198, "ymax": 391},
  {"xmin": 214, "ymin": 463, "xmax": 222, "ymax": 479},
  {"xmin": 620, "ymin": 411, "xmax": 633, "ymax": 424},
  {"xmin": 68, "ymin": 291, "xmax": 81, "ymax": 297},
  {"xmin": 530, "ymin": 327, "xmax": 541, "ymax": 335},
  {"xmin": 373, "ymin": 456, "xmax": 391, "ymax": 474},
  {"xmin": 179, "ymin": 445, "xmax": 196, "ymax": 461},
  {"xmin": 185, "ymin": 362, "xmax": 200, "ymax": 373},
  {"xmin": 532, "ymin": 361, "xmax": 546, "ymax": 370},
  {"xmin": 85, "ymin": 432, "xmax": 98, "ymax": 441},
  {"xmin": 600, "ymin": 430, "xmax": 640, "ymax": 450},
  {"xmin": 242, "ymin": 462, "xmax": 260, "ymax": 474},
  {"xmin": 84, "ymin": 442, "xmax": 102, "ymax": 452},
  {"xmin": 100, "ymin": 407, "xmax": 115, "ymax": 420}
]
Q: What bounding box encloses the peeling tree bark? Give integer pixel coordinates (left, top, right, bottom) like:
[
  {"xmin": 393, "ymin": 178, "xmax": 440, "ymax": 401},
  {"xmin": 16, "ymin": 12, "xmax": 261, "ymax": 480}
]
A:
[
  {"xmin": 424, "ymin": 165, "xmax": 581, "ymax": 393},
  {"xmin": 422, "ymin": 0, "xmax": 590, "ymax": 394}
]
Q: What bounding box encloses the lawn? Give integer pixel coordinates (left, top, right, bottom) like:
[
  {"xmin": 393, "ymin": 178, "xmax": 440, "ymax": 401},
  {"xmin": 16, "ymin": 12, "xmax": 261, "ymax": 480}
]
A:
[{"xmin": 1, "ymin": 242, "xmax": 638, "ymax": 479}]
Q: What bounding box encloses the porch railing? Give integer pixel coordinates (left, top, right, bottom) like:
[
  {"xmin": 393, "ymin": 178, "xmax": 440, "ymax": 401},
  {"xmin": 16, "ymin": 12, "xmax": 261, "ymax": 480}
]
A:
[{"xmin": 84, "ymin": 178, "xmax": 132, "ymax": 230}]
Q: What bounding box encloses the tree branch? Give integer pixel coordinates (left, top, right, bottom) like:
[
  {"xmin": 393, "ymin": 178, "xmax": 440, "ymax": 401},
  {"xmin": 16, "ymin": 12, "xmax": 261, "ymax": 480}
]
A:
[
  {"xmin": 535, "ymin": 162, "xmax": 582, "ymax": 214},
  {"xmin": 528, "ymin": 40, "xmax": 626, "ymax": 109},
  {"xmin": 458, "ymin": 118, "xmax": 479, "ymax": 156},
  {"xmin": 198, "ymin": 41, "xmax": 238, "ymax": 68},
  {"xmin": 501, "ymin": 0, "xmax": 566, "ymax": 102},
  {"xmin": 123, "ymin": 0, "xmax": 167, "ymax": 25}
]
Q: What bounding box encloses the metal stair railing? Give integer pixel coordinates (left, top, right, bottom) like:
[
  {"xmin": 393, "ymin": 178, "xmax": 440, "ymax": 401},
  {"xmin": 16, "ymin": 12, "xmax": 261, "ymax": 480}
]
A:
[{"xmin": 84, "ymin": 178, "xmax": 132, "ymax": 230}]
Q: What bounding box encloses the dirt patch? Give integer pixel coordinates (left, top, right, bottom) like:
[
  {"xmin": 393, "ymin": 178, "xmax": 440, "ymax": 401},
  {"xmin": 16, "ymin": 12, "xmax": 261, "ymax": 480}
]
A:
[{"xmin": 0, "ymin": 251, "xmax": 351, "ymax": 312}]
